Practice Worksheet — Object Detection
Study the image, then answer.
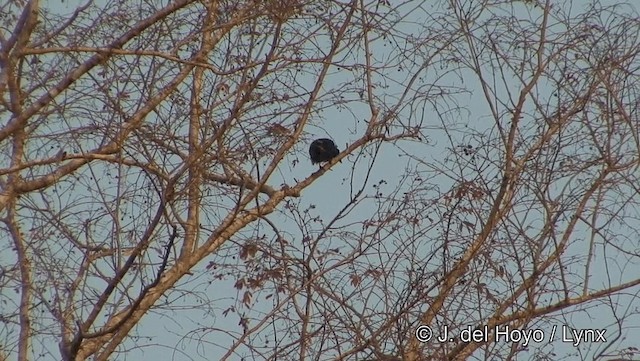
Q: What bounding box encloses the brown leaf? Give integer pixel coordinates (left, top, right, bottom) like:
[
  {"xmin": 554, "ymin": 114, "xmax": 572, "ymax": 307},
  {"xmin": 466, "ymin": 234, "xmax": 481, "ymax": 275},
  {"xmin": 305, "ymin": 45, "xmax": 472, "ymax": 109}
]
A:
[
  {"xmin": 350, "ymin": 274, "xmax": 361, "ymax": 287},
  {"xmin": 240, "ymin": 242, "xmax": 258, "ymax": 260},
  {"xmin": 242, "ymin": 291, "xmax": 252, "ymax": 307},
  {"xmin": 234, "ymin": 279, "xmax": 245, "ymax": 290}
]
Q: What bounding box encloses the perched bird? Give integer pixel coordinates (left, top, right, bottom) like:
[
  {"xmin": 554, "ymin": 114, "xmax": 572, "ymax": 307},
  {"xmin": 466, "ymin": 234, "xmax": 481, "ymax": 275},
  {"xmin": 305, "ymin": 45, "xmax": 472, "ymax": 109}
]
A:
[{"xmin": 309, "ymin": 138, "xmax": 339, "ymax": 165}]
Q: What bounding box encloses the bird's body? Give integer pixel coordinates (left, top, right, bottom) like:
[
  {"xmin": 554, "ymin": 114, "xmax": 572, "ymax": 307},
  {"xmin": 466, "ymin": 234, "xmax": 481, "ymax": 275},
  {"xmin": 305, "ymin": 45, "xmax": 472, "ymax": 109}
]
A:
[{"xmin": 309, "ymin": 138, "xmax": 339, "ymax": 165}]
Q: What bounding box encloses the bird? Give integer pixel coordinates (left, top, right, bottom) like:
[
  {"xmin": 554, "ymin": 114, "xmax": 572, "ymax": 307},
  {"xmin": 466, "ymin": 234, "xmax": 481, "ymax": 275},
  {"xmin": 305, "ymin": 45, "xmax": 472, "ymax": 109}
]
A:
[{"xmin": 309, "ymin": 138, "xmax": 339, "ymax": 165}]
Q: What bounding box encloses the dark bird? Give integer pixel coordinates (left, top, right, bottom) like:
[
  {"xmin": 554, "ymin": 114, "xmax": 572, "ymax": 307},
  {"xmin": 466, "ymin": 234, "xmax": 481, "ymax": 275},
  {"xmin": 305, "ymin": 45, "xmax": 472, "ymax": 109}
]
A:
[{"xmin": 309, "ymin": 138, "xmax": 339, "ymax": 165}]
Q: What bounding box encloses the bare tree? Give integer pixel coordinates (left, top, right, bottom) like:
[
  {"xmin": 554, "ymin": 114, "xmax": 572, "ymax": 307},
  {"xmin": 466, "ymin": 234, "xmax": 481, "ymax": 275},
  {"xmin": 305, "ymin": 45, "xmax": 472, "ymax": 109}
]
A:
[{"xmin": 1, "ymin": 0, "xmax": 640, "ymax": 360}]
